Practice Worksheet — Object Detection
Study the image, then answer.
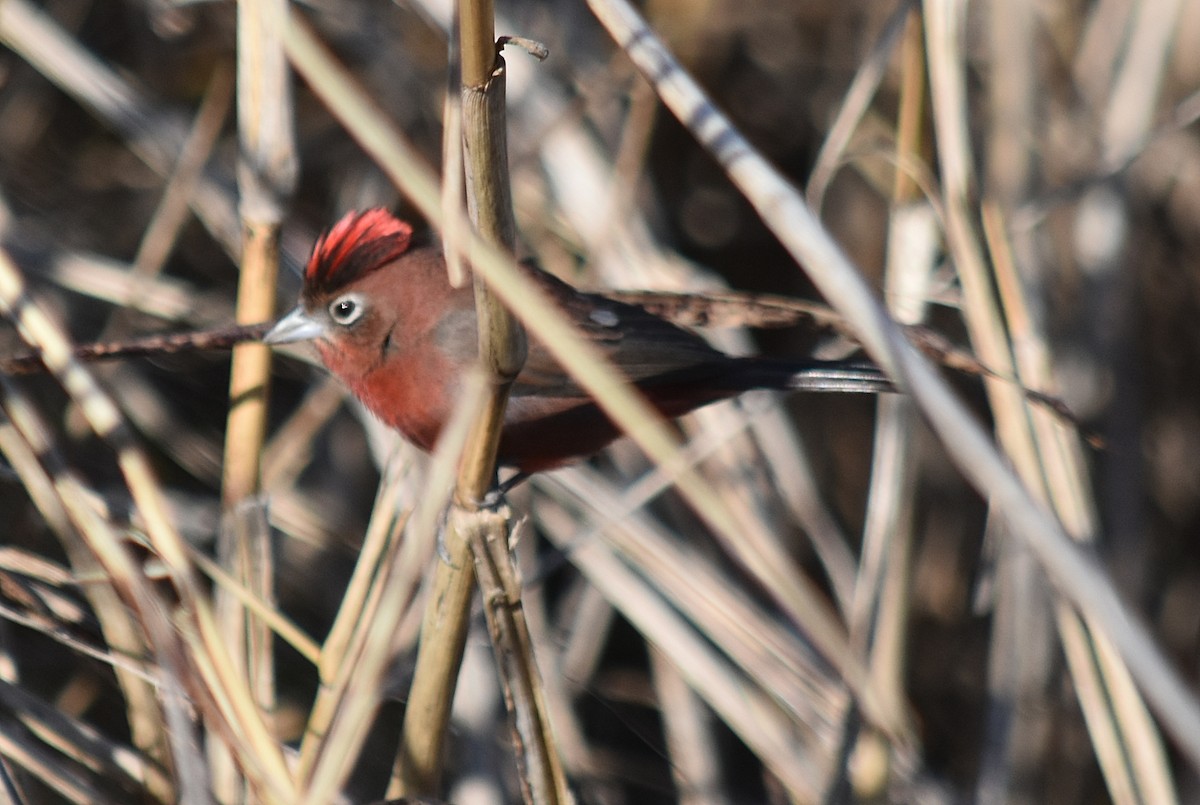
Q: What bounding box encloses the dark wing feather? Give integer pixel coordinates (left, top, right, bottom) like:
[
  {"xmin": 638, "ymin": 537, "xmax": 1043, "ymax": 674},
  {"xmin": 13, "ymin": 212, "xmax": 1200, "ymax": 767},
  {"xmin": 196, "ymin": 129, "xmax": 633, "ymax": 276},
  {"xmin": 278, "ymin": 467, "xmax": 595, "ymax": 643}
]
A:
[{"xmin": 511, "ymin": 267, "xmax": 729, "ymax": 399}]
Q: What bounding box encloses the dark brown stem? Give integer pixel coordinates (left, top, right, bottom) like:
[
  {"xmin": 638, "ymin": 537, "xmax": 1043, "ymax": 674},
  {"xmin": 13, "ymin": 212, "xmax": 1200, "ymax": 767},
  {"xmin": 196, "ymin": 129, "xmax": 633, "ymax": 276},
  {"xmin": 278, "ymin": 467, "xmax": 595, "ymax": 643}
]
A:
[{"xmin": 0, "ymin": 323, "xmax": 271, "ymax": 376}]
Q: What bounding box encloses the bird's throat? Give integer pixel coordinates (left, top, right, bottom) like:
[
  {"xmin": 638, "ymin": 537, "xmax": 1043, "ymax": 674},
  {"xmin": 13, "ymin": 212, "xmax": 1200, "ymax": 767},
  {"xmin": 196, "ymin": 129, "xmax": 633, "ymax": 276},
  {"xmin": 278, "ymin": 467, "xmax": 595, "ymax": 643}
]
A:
[{"xmin": 348, "ymin": 349, "xmax": 453, "ymax": 454}]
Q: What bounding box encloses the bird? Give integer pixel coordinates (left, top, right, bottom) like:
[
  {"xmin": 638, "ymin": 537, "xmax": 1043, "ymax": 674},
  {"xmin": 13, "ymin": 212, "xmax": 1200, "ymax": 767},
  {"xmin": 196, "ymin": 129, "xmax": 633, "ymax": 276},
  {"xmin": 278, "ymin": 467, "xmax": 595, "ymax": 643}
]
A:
[{"xmin": 265, "ymin": 208, "xmax": 892, "ymax": 474}]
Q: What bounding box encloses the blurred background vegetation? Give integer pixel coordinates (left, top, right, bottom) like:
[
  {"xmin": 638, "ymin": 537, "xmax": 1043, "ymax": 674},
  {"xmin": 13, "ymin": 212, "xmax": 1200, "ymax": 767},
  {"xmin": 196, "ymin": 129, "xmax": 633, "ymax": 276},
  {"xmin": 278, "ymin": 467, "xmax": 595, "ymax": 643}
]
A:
[{"xmin": 0, "ymin": 0, "xmax": 1199, "ymax": 802}]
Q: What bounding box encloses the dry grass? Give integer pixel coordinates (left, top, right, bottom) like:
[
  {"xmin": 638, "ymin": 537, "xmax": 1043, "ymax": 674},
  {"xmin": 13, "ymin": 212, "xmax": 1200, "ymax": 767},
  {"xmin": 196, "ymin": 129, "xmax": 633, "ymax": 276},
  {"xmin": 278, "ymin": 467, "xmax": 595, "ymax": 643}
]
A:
[{"xmin": 0, "ymin": 0, "xmax": 1197, "ymax": 803}]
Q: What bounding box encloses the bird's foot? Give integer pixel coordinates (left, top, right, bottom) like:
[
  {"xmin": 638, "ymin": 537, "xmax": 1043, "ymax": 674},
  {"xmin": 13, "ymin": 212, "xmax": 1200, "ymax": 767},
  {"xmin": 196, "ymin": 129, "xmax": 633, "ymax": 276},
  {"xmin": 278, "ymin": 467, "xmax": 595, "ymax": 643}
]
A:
[{"xmin": 480, "ymin": 471, "xmax": 529, "ymax": 511}]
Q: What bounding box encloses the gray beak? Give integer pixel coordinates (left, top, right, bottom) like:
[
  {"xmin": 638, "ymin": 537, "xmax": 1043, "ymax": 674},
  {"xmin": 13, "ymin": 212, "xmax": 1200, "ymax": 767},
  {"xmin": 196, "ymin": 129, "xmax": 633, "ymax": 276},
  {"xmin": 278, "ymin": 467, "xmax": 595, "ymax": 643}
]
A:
[{"xmin": 264, "ymin": 306, "xmax": 326, "ymax": 345}]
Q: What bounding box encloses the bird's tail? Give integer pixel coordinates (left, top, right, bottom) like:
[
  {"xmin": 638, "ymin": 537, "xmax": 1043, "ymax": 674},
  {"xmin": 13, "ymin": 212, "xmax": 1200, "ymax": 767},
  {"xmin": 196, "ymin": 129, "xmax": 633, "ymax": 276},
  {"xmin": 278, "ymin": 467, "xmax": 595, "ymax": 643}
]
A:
[
  {"xmin": 732, "ymin": 357, "xmax": 895, "ymax": 395},
  {"xmin": 785, "ymin": 361, "xmax": 895, "ymax": 394}
]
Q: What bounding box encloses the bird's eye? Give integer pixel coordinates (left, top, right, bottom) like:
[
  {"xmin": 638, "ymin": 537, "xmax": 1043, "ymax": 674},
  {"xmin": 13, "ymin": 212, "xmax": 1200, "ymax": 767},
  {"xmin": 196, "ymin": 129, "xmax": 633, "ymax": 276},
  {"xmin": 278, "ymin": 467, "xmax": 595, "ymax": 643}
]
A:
[{"xmin": 329, "ymin": 294, "xmax": 366, "ymax": 326}]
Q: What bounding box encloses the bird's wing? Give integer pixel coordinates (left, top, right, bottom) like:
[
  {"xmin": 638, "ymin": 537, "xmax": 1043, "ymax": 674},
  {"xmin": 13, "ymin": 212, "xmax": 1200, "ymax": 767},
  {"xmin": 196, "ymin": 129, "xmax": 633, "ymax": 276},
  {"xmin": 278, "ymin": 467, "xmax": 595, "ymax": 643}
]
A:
[{"xmin": 511, "ymin": 267, "xmax": 728, "ymax": 399}]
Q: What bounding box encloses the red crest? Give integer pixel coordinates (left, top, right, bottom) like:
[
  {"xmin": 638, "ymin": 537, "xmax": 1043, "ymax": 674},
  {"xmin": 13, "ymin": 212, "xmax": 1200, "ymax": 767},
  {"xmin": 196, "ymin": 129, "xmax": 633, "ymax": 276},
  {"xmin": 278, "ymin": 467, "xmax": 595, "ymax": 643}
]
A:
[{"xmin": 304, "ymin": 209, "xmax": 414, "ymax": 296}]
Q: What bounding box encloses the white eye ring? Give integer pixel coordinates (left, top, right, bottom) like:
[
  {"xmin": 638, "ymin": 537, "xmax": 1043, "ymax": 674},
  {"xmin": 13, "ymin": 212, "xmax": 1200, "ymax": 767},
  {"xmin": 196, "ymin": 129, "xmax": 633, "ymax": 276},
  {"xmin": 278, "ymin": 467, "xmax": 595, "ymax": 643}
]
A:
[{"xmin": 329, "ymin": 293, "xmax": 366, "ymax": 326}]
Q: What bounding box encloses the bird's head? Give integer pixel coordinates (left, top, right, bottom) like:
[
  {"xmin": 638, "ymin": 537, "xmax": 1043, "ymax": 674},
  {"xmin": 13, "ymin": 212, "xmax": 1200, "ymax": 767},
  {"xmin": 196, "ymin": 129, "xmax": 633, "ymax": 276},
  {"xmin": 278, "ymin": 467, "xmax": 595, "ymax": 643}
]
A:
[
  {"xmin": 267, "ymin": 208, "xmax": 478, "ymax": 444},
  {"xmin": 266, "ymin": 209, "xmax": 415, "ymax": 355}
]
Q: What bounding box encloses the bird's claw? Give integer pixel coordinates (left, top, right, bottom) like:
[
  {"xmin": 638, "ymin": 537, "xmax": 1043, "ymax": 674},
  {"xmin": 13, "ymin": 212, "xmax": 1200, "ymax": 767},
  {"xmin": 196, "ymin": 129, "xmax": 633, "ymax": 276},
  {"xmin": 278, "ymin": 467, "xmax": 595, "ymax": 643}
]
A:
[
  {"xmin": 483, "ymin": 471, "xmax": 529, "ymax": 510},
  {"xmin": 479, "ymin": 487, "xmax": 507, "ymax": 511}
]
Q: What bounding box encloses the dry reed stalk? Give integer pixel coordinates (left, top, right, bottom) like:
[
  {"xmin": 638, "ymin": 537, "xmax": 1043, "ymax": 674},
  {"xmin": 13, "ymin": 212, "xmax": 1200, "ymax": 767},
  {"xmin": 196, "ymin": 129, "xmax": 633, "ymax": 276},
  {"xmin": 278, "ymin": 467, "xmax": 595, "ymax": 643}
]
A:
[
  {"xmin": 536, "ymin": 460, "xmax": 882, "ymax": 799},
  {"xmin": 187, "ymin": 547, "xmax": 319, "ymax": 665},
  {"xmin": 0, "ymin": 248, "xmax": 296, "ymax": 802},
  {"xmin": 260, "ymin": 377, "xmax": 347, "ymax": 489},
  {"xmin": 807, "ymin": 0, "xmax": 916, "ymax": 212},
  {"xmin": 835, "ymin": 9, "xmax": 931, "ymax": 798},
  {"xmin": 533, "ymin": 490, "xmax": 831, "ymax": 802},
  {"xmin": 394, "ymin": 0, "xmax": 530, "ymax": 795},
  {"xmin": 294, "ymin": 450, "xmax": 415, "ymax": 780},
  {"xmin": 397, "ymin": 1, "xmax": 565, "ymax": 799},
  {"xmin": 649, "ymin": 647, "xmax": 725, "ymax": 805},
  {"xmin": 0, "ymin": 395, "xmax": 171, "ymax": 801},
  {"xmin": 985, "ymin": 207, "xmax": 1176, "ymax": 804},
  {"xmin": 300, "ymin": 371, "xmax": 484, "ymax": 804},
  {"xmin": 588, "ymin": 0, "xmax": 1200, "ymax": 775},
  {"xmin": 0, "ymin": 673, "xmax": 171, "ymax": 802},
  {"xmin": 542, "ymin": 464, "xmax": 847, "ymax": 731},
  {"xmin": 210, "ymin": 0, "xmax": 297, "ymax": 796},
  {"xmin": 467, "ymin": 512, "xmax": 566, "ymax": 803},
  {"xmin": 0, "ymin": 371, "xmax": 199, "ymax": 803},
  {"xmin": 513, "ymin": 530, "xmax": 595, "ymax": 783},
  {"xmin": 924, "ymin": 2, "xmax": 1176, "ymax": 801}
]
